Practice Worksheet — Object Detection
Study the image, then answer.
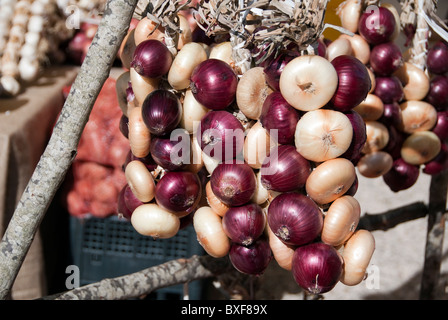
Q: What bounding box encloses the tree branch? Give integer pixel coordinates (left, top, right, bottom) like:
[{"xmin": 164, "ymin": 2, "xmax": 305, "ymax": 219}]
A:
[
  {"xmin": 0, "ymin": 0, "xmax": 138, "ymax": 300},
  {"xmin": 40, "ymin": 255, "xmax": 232, "ymax": 300},
  {"xmin": 420, "ymin": 169, "xmax": 448, "ymax": 300},
  {"xmin": 358, "ymin": 201, "xmax": 429, "ymax": 231}
]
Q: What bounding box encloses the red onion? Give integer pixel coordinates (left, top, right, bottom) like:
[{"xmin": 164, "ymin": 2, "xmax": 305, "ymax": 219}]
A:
[
  {"xmin": 190, "ymin": 58, "xmax": 238, "ymax": 110},
  {"xmin": 345, "ymin": 175, "xmax": 359, "ymax": 197},
  {"xmin": 426, "ymin": 41, "xmax": 448, "ymax": 75},
  {"xmin": 382, "ymin": 158, "xmax": 420, "ymax": 192},
  {"xmin": 126, "ymin": 82, "xmax": 135, "ymax": 103},
  {"xmin": 260, "ymin": 145, "xmax": 311, "ymax": 192},
  {"xmin": 369, "ymin": 42, "xmax": 403, "ymax": 76},
  {"xmin": 229, "ymin": 238, "xmax": 272, "ymax": 275},
  {"xmin": 197, "ymin": 110, "xmax": 245, "ymax": 161},
  {"xmin": 379, "ymin": 102, "xmax": 403, "ymax": 128},
  {"xmin": 124, "ymin": 150, "xmax": 158, "ymax": 172},
  {"xmin": 118, "ymin": 184, "xmax": 145, "ymax": 220},
  {"xmin": 425, "ymin": 75, "xmax": 448, "ymax": 111},
  {"xmin": 210, "ymin": 162, "xmax": 257, "ymax": 206},
  {"xmin": 150, "ymin": 133, "xmax": 188, "ymax": 171},
  {"xmin": 259, "ymin": 91, "xmax": 301, "ymax": 145},
  {"xmin": 374, "ymin": 76, "xmax": 404, "ymax": 104},
  {"xmin": 131, "ymin": 39, "xmax": 173, "ymax": 78},
  {"xmin": 119, "ymin": 114, "xmax": 129, "ymax": 139},
  {"xmin": 383, "ymin": 126, "xmax": 407, "ymax": 160},
  {"xmin": 222, "ymin": 203, "xmax": 266, "ymax": 246},
  {"xmin": 291, "ymin": 242, "xmax": 343, "ymax": 294},
  {"xmin": 267, "ymin": 192, "xmax": 323, "ymax": 246},
  {"xmin": 341, "ymin": 110, "xmax": 367, "ymax": 165},
  {"xmin": 317, "ymin": 38, "xmax": 327, "ymax": 58},
  {"xmin": 141, "ymin": 89, "xmax": 182, "ymax": 136},
  {"xmin": 432, "ymin": 111, "xmax": 448, "ymax": 141},
  {"xmin": 263, "ymin": 50, "xmax": 300, "ymax": 91},
  {"xmin": 155, "ymin": 171, "xmax": 202, "ymax": 216},
  {"xmin": 329, "ymin": 55, "xmax": 371, "ymax": 111},
  {"xmin": 423, "ymin": 143, "xmax": 448, "ymax": 175},
  {"xmin": 358, "ymin": 7, "xmax": 396, "ymax": 45}
]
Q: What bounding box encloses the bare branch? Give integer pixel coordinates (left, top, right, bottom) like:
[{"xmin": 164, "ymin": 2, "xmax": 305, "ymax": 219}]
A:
[
  {"xmin": 40, "ymin": 255, "xmax": 231, "ymax": 300},
  {"xmin": 0, "ymin": 0, "xmax": 138, "ymax": 300}
]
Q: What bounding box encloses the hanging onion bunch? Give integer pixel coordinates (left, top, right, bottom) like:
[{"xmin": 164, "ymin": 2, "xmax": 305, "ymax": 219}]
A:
[{"xmin": 115, "ymin": 0, "xmax": 382, "ymax": 296}]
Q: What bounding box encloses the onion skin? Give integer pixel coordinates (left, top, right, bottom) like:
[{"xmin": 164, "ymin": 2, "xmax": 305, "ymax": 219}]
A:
[
  {"xmin": 131, "ymin": 39, "xmax": 173, "ymax": 78},
  {"xmin": 340, "ymin": 230, "xmax": 375, "ymax": 286},
  {"xmin": 193, "ymin": 206, "xmax": 230, "ymax": 258},
  {"xmin": 425, "ymin": 75, "xmax": 448, "ymax": 111},
  {"xmin": 401, "ymin": 131, "xmax": 442, "ymax": 165},
  {"xmin": 222, "ymin": 203, "xmax": 266, "ymax": 246},
  {"xmin": 149, "ymin": 135, "xmax": 187, "ymax": 171},
  {"xmin": 379, "ymin": 102, "xmax": 403, "ymax": 128},
  {"xmin": 426, "ymin": 41, "xmax": 448, "ymax": 75},
  {"xmin": 205, "ymin": 181, "xmax": 229, "ymax": 217},
  {"xmin": 260, "ymin": 144, "xmax": 311, "ymax": 193},
  {"xmin": 423, "ymin": 143, "xmax": 448, "ymax": 175},
  {"xmin": 244, "ymin": 121, "xmax": 276, "ymax": 169},
  {"xmin": 399, "ymin": 100, "xmax": 438, "ymax": 134},
  {"xmin": 339, "ymin": 34, "xmax": 370, "ymax": 65},
  {"xmin": 259, "ymin": 91, "xmax": 301, "ymax": 145},
  {"xmin": 267, "ymin": 192, "xmax": 323, "ymax": 246},
  {"xmin": 263, "ymin": 50, "xmax": 300, "ymax": 91},
  {"xmin": 362, "ymin": 120, "xmax": 390, "ymax": 154},
  {"xmin": 267, "ymin": 224, "xmax": 295, "ymax": 271},
  {"xmin": 305, "ymin": 158, "xmax": 356, "ymax": 205},
  {"xmin": 369, "ymin": 42, "xmax": 403, "ymax": 76},
  {"xmin": 292, "ymin": 242, "xmax": 343, "ymax": 294},
  {"xmin": 432, "ymin": 111, "xmax": 448, "ymax": 142},
  {"xmin": 374, "ymin": 76, "xmax": 404, "ymax": 104},
  {"xmin": 128, "ymin": 106, "xmax": 151, "ymax": 158},
  {"xmin": 197, "ymin": 110, "xmax": 245, "ymax": 162},
  {"xmin": 357, "ymin": 151, "xmax": 394, "ymax": 178},
  {"xmin": 353, "ymin": 93, "xmax": 384, "ymax": 121},
  {"xmin": 154, "ymin": 171, "xmax": 202, "ymax": 217},
  {"xmin": 279, "ymin": 55, "xmax": 338, "ymax": 112},
  {"xmin": 393, "ymin": 62, "xmax": 430, "ymax": 101},
  {"xmin": 210, "ymin": 162, "xmax": 257, "ymax": 207},
  {"xmin": 125, "ymin": 160, "xmax": 156, "ymax": 203},
  {"xmin": 294, "ymin": 109, "xmax": 353, "ymax": 162},
  {"xmin": 341, "ymin": 110, "xmax": 367, "ymax": 165},
  {"xmin": 383, "ymin": 157, "xmax": 420, "ymax": 192},
  {"xmin": 190, "ymin": 58, "xmax": 238, "ymax": 110},
  {"xmin": 229, "ymin": 238, "xmax": 272, "ymax": 276},
  {"xmin": 321, "ymin": 195, "xmax": 361, "ymax": 246},
  {"xmin": 358, "ymin": 7, "xmax": 396, "ymax": 45},
  {"xmin": 329, "ymin": 55, "xmax": 371, "ymax": 112},
  {"xmin": 131, "ymin": 203, "xmax": 180, "ymax": 239},
  {"xmin": 141, "ymin": 89, "xmax": 182, "ymax": 136}
]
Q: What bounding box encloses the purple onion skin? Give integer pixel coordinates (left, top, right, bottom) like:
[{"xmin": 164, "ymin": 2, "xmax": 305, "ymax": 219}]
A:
[
  {"xmin": 379, "ymin": 102, "xmax": 403, "ymax": 128},
  {"xmin": 267, "ymin": 192, "xmax": 323, "ymax": 246},
  {"xmin": 425, "ymin": 75, "xmax": 448, "ymax": 111},
  {"xmin": 263, "ymin": 50, "xmax": 300, "ymax": 91},
  {"xmin": 374, "ymin": 76, "xmax": 404, "ymax": 104},
  {"xmin": 150, "ymin": 135, "xmax": 187, "ymax": 171},
  {"xmin": 432, "ymin": 111, "xmax": 448, "ymax": 141},
  {"xmin": 197, "ymin": 110, "xmax": 245, "ymax": 161},
  {"xmin": 383, "ymin": 126, "xmax": 408, "ymax": 160},
  {"xmin": 141, "ymin": 89, "xmax": 182, "ymax": 136},
  {"xmin": 118, "ymin": 184, "xmax": 145, "ymax": 220},
  {"xmin": 341, "ymin": 110, "xmax": 367, "ymax": 165},
  {"xmin": 117, "ymin": 185, "xmax": 133, "ymax": 220},
  {"xmin": 222, "ymin": 203, "xmax": 266, "ymax": 246},
  {"xmin": 345, "ymin": 175, "xmax": 359, "ymax": 197},
  {"xmin": 358, "ymin": 7, "xmax": 396, "ymax": 45},
  {"xmin": 210, "ymin": 162, "xmax": 257, "ymax": 207},
  {"xmin": 330, "ymin": 55, "xmax": 372, "ymax": 112},
  {"xmin": 427, "ymin": 41, "xmax": 448, "ymax": 75},
  {"xmin": 383, "ymin": 158, "xmax": 420, "ymax": 192},
  {"xmin": 292, "ymin": 242, "xmax": 343, "ymax": 294},
  {"xmin": 423, "ymin": 143, "xmax": 448, "ymax": 175},
  {"xmin": 260, "ymin": 145, "xmax": 311, "ymax": 192},
  {"xmin": 155, "ymin": 171, "xmax": 202, "ymax": 215},
  {"xmin": 119, "ymin": 114, "xmax": 129, "ymax": 139},
  {"xmin": 190, "ymin": 58, "xmax": 238, "ymax": 110},
  {"xmin": 229, "ymin": 238, "xmax": 273, "ymax": 276},
  {"xmin": 259, "ymin": 91, "xmax": 301, "ymax": 145},
  {"xmin": 131, "ymin": 39, "xmax": 173, "ymax": 78},
  {"xmin": 370, "ymin": 42, "xmax": 403, "ymax": 76}
]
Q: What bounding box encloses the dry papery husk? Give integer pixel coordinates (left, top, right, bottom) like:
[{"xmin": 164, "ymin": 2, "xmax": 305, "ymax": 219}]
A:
[{"xmin": 135, "ymin": 0, "xmax": 336, "ymax": 74}]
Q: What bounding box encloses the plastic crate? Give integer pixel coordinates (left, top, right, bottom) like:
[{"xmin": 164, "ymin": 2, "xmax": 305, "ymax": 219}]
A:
[{"xmin": 69, "ymin": 214, "xmax": 205, "ymax": 300}]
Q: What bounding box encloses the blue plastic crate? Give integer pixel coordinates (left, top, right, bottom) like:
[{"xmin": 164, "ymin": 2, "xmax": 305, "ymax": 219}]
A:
[{"xmin": 69, "ymin": 214, "xmax": 205, "ymax": 300}]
